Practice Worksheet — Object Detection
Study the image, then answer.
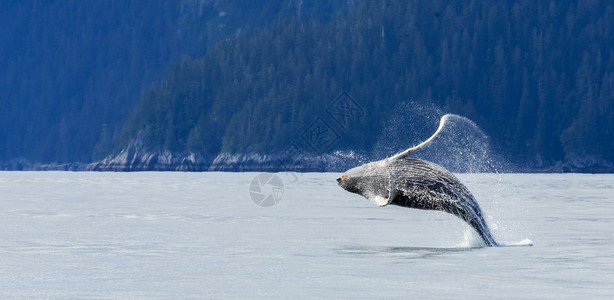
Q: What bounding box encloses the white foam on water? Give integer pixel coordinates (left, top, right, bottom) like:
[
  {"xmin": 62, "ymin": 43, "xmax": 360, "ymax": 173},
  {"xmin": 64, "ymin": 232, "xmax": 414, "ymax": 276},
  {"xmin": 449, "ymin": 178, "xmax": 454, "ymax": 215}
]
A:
[
  {"xmin": 454, "ymin": 227, "xmax": 487, "ymax": 248},
  {"xmin": 503, "ymin": 238, "xmax": 534, "ymax": 247},
  {"xmin": 453, "ymin": 228, "xmax": 533, "ymax": 248}
]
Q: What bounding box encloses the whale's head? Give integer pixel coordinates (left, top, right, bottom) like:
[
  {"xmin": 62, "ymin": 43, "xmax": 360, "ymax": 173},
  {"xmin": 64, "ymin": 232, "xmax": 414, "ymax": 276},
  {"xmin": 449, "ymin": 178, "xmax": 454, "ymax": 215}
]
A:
[{"xmin": 337, "ymin": 159, "xmax": 396, "ymax": 207}]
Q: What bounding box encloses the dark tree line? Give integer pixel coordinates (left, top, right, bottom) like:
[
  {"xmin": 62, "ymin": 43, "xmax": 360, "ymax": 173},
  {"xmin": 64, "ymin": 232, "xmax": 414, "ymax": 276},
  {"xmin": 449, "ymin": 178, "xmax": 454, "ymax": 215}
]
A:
[{"xmin": 120, "ymin": 0, "xmax": 614, "ymax": 170}]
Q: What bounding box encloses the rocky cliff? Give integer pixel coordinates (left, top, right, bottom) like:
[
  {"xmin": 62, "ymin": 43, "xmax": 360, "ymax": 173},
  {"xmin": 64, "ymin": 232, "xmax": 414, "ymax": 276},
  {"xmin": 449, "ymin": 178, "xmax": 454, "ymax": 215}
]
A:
[{"xmin": 87, "ymin": 137, "xmax": 345, "ymax": 172}]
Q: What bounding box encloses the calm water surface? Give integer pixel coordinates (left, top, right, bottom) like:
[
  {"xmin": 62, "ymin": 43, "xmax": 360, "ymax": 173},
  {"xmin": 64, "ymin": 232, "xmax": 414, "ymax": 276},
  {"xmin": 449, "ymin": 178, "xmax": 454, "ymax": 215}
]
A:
[{"xmin": 0, "ymin": 172, "xmax": 612, "ymax": 298}]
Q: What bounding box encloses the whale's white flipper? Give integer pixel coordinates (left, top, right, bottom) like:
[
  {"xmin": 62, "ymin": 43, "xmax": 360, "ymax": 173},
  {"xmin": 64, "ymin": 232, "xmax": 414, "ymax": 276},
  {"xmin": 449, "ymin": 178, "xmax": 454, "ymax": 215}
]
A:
[{"xmin": 389, "ymin": 114, "xmax": 451, "ymax": 161}]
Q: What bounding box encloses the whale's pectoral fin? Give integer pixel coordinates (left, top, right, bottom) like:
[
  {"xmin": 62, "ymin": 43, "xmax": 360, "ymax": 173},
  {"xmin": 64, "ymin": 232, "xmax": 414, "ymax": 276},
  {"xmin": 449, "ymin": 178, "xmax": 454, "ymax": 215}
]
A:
[{"xmin": 389, "ymin": 114, "xmax": 451, "ymax": 161}]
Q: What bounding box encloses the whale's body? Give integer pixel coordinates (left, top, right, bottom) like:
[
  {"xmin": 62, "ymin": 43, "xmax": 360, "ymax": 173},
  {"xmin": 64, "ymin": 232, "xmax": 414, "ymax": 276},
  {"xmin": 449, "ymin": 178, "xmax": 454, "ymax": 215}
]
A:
[
  {"xmin": 337, "ymin": 114, "xmax": 500, "ymax": 246},
  {"xmin": 389, "ymin": 158, "xmax": 498, "ymax": 246}
]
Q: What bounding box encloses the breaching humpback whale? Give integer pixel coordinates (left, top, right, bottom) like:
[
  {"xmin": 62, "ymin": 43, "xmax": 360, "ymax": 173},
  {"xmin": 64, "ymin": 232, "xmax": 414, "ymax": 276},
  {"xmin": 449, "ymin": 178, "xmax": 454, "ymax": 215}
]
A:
[{"xmin": 337, "ymin": 114, "xmax": 500, "ymax": 246}]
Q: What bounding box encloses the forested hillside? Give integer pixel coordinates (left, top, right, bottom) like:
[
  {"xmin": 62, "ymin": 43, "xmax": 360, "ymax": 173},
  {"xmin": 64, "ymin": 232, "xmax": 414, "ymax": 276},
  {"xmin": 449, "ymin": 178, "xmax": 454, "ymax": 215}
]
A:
[
  {"xmin": 2, "ymin": 0, "xmax": 613, "ymax": 171},
  {"xmin": 0, "ymin": 0, "xmax": 350, "ymax": 163},
  {"xmin": 119, "ymin": 0, "xmax": 614, "ymax": 171}
]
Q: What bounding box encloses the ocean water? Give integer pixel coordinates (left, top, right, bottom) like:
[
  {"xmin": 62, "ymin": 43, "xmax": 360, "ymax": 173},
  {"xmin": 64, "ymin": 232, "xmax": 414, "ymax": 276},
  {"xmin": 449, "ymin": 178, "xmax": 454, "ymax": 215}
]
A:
[{"xmin": 0, "ymin": 171, "xmax": 612, "ymax": 298}]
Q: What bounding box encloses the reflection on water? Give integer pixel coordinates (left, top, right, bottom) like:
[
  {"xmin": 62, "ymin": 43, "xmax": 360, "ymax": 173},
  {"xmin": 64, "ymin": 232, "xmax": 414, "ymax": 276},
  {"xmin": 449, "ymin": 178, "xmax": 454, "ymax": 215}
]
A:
[{"xmin": 336, "ymin": 245, "xmax": 479, "ymax": 260}]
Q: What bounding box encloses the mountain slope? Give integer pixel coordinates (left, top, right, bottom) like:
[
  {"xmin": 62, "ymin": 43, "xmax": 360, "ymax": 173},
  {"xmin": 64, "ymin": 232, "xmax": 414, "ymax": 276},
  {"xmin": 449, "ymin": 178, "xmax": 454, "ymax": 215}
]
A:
[
  {"xmin": 0, "ymin": 0, "xmax": 351, "ymax": 163},
  {"xmin": 115, "ymin": 0, "xmax": 614, "ymax": 171}
]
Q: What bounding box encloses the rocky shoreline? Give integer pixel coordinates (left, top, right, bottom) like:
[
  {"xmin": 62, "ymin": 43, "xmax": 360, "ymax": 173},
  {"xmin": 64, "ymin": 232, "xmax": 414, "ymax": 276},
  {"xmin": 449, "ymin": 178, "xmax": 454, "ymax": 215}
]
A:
[{"xmin": 2, "ymin": 150, "xmax": 613, "ymax": 173}]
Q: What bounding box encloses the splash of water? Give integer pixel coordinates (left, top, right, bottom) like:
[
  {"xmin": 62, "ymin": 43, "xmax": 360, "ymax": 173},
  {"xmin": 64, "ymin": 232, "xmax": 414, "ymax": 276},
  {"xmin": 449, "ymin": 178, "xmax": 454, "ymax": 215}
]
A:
[
  {"xmin": 330, "ymin": 150, "xmax": 371, "ymax": 169},
  {"xmin": 453, "ymin": 227, "xmax": 533, "ymax": 248},
  {"xmin": 455, "ymin": 227, "xmax": 487, "ymax": 248},
  {"xmin": 506, "ymin": 238, "xmax": 534, "ymax": 246},
  {"xmin": 373, "ymin": 101, "xmax": 443, "ymax": 160},
  {"xmin": 373, "ymin": 101, "xmax": 500, "ymax": 173}
]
